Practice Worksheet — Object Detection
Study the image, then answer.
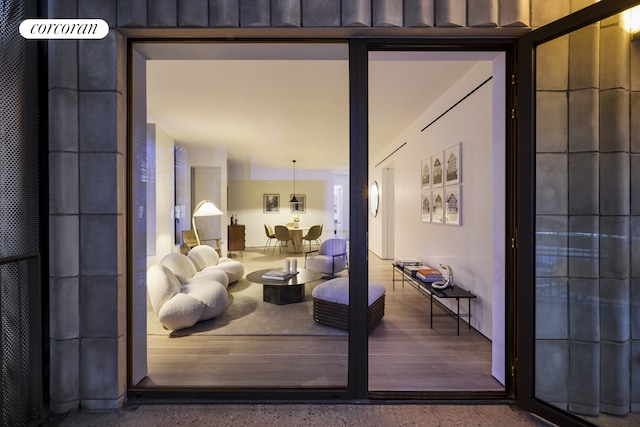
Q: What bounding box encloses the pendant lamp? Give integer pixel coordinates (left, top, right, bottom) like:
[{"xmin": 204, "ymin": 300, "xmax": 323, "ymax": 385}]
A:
[{"xmin": 289, "ymin": 160, "xmax": 299, "ymax": 203}]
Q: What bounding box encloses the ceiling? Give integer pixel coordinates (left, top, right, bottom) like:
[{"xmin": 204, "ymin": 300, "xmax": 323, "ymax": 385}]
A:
[{"xmin": 142, "ymin": 43, "xmax": 488, "ymax": 171}]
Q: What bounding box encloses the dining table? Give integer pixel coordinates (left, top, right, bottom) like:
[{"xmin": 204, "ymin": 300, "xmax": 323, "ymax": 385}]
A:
[{"xmin": 286, "ymin": 225, "xmax": 310, "ymax": 253}]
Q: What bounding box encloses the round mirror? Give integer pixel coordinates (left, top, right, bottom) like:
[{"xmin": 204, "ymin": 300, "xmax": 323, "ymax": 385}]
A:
[{"xmin": 370, "ymin": 181, "xmax": 379, "ymax": 217}]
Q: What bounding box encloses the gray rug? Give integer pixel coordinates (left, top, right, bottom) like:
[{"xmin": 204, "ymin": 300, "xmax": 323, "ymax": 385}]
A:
[{"xmin": 147, "ymin": 277, "xmax": 347, "ymax": 337}]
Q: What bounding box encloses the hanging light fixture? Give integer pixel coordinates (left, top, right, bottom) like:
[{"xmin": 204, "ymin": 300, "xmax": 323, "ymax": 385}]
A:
[{"xmin": 289, "ymin": 160, "xmax": 299, "ymax": 203}]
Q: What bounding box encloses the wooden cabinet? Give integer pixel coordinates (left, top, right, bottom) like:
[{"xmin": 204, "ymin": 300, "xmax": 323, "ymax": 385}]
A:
[{"xmin": 227, "ymin": 225, "xmax": 245, "ymax": 255}]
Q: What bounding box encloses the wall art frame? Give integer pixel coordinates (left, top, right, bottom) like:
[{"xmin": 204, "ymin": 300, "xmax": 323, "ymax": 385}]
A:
[
  {"xmin": 263, "ymin": 193, "xmax": 279, "ymax": 213},
  {"xmin": 290, "ymin": 194, "xmax": 306, "ymax": 213},
  {"xmin": 432, "ymin": 153, "xmax": 444, "ymax": 187},
  {"xmin": 421, "ymin": 191, "xmax": 431, "ymax": 223},
  {"xmin": 444, "ymin": 185, "xmax": 461, "ymax": 226},
  {"xmin": 444, "ymin": 142, "xmax": 461, "ymax": 186},
  {"xmin": 431, "ymin": 188, "xmax": 444, "ymax": 224},
  {"xmin": 421, "ymin": 158, "xmax": 431, "ymax": 189}
]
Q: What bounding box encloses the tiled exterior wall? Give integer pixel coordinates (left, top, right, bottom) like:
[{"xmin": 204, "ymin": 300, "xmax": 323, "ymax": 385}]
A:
[
  {"xmin": 47, "ymin": 0, "xmax": 597, "ymax": 414},
  {"xmin": 534, "ymin": 1, "xmax": 640, "ymax": 417}
]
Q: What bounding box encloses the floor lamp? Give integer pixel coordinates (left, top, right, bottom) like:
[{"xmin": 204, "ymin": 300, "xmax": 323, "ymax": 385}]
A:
[{"xmin": 191, "ymin": 200, "xmax": 223, "ymax": 246}]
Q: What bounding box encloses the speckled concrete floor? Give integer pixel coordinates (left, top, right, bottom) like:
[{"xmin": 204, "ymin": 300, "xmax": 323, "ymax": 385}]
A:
[{"xmin": 49, "ymin": 403, "xmax": 556, "ymax": 427}]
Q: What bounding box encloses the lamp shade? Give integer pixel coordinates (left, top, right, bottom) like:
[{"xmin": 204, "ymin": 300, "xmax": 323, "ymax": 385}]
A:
[{"xmin": 193, "ymin": 200, "xmax": 223, "ymax": 217}]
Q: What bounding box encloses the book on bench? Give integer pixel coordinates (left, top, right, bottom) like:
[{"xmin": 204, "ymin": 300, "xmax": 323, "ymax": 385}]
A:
[
  {"xmin": 262, "ymin": 269, "xmax": 293, "ymax": 280},
  {"xmin": 415, "ymin": 267, "xmax": 444, "ymax": 283}
]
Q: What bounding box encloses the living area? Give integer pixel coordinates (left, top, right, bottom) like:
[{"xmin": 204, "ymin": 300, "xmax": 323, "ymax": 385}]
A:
[{"xmin": 130, "ymin": 42, "xmax": 506, "ymax": 393}]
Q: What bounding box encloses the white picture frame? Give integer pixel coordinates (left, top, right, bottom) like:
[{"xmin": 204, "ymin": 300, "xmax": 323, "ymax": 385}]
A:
[
  {"xmin": 421, "ymin": 191, "xmax": 431, "ymax": 223},
  {"xmin": 444, "ymin": 185, "xmax": 461, "ymax": 226},
  {"xmin": 431, "ymin": 153, "xmax": 444, "ymax": 187},
  {"xmin": 444, "ymin": 143, "xmax": 461, "ymax": 186},
  {"xmin": 421, "ymin": 158, "xmax": 431, "ymax": 189},
  {"xmin": 431, "ymin": 188, "xmax": 444, "ymax": 224}
]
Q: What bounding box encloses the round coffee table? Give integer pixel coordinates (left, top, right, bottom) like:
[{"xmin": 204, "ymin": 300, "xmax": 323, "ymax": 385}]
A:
[{"xmin": 246, "ymin": 268, "xmax": 323, "ymax": 305}]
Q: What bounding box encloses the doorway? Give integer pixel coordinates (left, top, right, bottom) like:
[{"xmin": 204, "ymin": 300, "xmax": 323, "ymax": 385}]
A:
[
  {"xmin": 366, "ymin": 50, "xmax": 507, "ymax": 393},
  {"xmin": 128, "ymin": 40, "xmax": 509, "ymax": 398}
]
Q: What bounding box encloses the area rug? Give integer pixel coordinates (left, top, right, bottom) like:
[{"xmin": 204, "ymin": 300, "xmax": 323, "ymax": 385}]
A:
[{"xmin": 147, "ymin": 277, "xmax": 347, "ymax": 337}]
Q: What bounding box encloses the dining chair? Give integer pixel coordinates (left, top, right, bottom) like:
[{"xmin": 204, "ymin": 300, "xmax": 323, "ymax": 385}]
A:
[
  {"xmin": 273, "ymin": 225, "xmax": 292, "ymax": 254},
  {"xmin": 302, "ymin": 224, "xmax": 323, "ymax": 251},
  {"xmin": 263, "ymin": 224, "xmax": 276, "ymax": 253}
]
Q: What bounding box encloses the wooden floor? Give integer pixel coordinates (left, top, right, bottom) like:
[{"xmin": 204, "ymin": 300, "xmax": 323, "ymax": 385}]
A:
[{"xmin": 141, "ymin": 247, "xmax": 504, "ymax": 392}]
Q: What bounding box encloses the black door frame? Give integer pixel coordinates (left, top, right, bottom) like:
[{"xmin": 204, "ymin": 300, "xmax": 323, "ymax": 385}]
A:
[
  {"xmin": 356, "ymin": 38, "xmax": 518, "ymax": 402},
  {"xmin": 516, "ymin": 1, "xmax": 640, "ymax": 425},
  {"xmin": 128, "ymin": 34, "xmax": 517, "ymax": 404}
]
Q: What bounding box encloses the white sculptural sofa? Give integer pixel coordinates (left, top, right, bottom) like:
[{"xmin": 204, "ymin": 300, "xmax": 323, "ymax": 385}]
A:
[{"xmin": 147, "ymin": 245, "xmax": 245, "ymax": 331}]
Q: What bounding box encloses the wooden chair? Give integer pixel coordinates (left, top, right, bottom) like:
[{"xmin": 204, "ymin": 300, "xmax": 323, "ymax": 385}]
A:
[
  {"xmin": 273, "ymin": 225, "xmax": 292, "ymax": 254},
  {"xmin": 181, "ymin": 230, "xmax": 198, "ymax": 254}
]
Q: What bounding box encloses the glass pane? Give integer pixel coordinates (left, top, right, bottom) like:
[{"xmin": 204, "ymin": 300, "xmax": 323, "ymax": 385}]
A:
[
  {"xmin": 534, "ymin": 8, "xmax": 640, "ymax": 425},
  {"xmin": 367, "ymin": 51, "xmax": 506, "ymax": 392},
  {"xmin": 132, "ymin": 43, "xmax": 350, "ymax": 389}
]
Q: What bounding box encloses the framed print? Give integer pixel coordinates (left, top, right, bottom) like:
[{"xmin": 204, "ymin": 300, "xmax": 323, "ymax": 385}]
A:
[
  {"xmin": 421, "ymin": 191, "xmax": 431, "ymax": 223},
  {"xmin": 290, "ymin": 194, "xmax": 306, "ymax": 213},
  {"xmin": 444, "ymin": 143, "xmax": 461, "ymax": 185},
  {"xmin": 263, "ymin": 194, "xmax": 279, "ymax": 213},
  {"xmin": 421, "ymin": 158, "xmax": 430, "ymax": 189},
  {"xmin": 444, "ymin": 185, "xmax": 461, "ymax": 225},
  {"xmin": 431, "ymin": 153, "xmax": 444, "ymax": 187},
  {"xmin": 431, "ymin": 188, "xmax": 444, "ymax": 224}
]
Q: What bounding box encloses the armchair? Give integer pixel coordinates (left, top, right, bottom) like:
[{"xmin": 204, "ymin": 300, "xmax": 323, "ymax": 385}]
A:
[{"xmin": 305, "ymin": 238, "xmax": 348, "ymax": 278}]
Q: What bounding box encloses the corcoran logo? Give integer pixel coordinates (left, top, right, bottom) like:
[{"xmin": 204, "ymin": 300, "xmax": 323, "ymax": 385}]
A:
[{"xmin": 20, "ymin": 19, "xmax": 109, "ymax": 39}]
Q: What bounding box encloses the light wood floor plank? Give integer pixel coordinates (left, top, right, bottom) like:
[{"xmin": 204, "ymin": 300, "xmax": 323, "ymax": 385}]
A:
[{"xmin": 141, "ymin": 248, "xmax": 504, "ymax": 392}]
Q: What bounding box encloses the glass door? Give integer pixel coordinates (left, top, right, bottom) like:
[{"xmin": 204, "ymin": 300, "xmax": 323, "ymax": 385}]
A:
[{"xmin": 517, "ymin": 1, "xmax": 640, "ymax": 425}]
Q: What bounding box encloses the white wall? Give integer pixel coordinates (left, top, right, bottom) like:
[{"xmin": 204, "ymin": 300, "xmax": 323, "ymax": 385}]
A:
[
  {"xmin": 370, "ymin": 59, "xmax": 505, "ymax": 347},
  {"xmin": 228, "ymin": 168, "xmax": 343, "ymax": 248},
  {"xmin": 146, "ymin": 123, "xmax": 175, "ymax": 266},
  {"xmin": 184, "ymin": 144, "xmax": 228, "ymax": 253}
]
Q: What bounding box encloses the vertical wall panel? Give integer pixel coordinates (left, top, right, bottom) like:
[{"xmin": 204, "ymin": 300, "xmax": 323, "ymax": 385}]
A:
[
  {"xmin": 500, "ymin": 0, "xmax": 528, "ymax": 27},
  {"xmin": 435, "ymin": 0, "xmax": 465, "ymax": 27},
  {"xmin": 79, "ymin": 0, "xmax": 117, "ymax": 27},
  {"xmin": 404, "ymin": 0, "xmax": 434, "ymax": 26},
  {"xmin": 373, "ymin": 0, "xmax": 403, "ymax": 27},
  {"xmin": 241, "ymin": 0, "xmax": 270, "ymax": 26},
  {"xmin": 272, "ymin": 0, "xmax": 300, "ymax": 26},
  {"xmin": 178, "ymin": 0, "xmax": 209, "ymax": 26},
  {"xmin": 210, "ymin": 0, "xmax": 239, "ymax": 26},
  {"xmin": 302, "ymin": 0, "xmax": 340, "ymax": 26},
  {"xmin": 148, "ymin": 0, "xmax": 178, "ymax": 27},
  {"xmin": 117, "ymin": 0, "xmax": 147, "ymax": 26},
  {"xmin": 343, "ymin": 0, "xmax": 371, "ymax": 26},
  {"xmin": 468, "ymin": 0, "xmax": 497, "ymax": 27}
]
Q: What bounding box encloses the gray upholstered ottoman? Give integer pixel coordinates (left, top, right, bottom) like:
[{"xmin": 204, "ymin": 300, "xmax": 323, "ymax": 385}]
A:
[{"xmin": 311, "ymin": 277, "xmax": 385, "ymax": 332}]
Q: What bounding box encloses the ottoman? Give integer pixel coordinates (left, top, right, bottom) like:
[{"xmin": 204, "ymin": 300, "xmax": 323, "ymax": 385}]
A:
[{"xmin": 311, "ymin": 277, "xmax": 385, "ymax": 332}]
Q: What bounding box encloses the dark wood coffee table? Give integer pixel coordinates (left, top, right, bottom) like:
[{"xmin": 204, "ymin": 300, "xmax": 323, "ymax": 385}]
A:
[{"xmin": 246, "ymin": 268, "xmax": 323, "ymax": 305}]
